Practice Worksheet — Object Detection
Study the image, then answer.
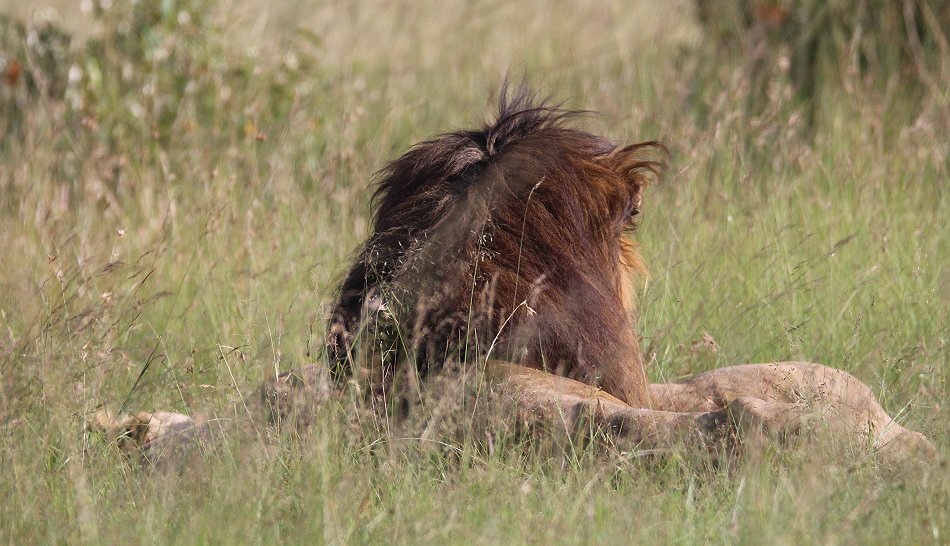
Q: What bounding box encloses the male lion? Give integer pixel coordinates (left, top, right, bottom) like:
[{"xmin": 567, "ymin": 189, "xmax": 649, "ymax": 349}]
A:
[
  {"xmin": 94, "ymin": 85, "xmax": 934, "ymax": 467},
  {"xmin": 322, "ymin": 83, "xmax": 934, "ymax": 463},
  {"xmin": 327, "ymin": 86, "xmax": 656, "ymax": 406}
]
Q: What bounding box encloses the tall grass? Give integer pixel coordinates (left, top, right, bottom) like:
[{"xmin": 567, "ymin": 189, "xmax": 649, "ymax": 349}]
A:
[{"xmin": 1, "ymin": 0, "xmax": 947, "ymax": 543}]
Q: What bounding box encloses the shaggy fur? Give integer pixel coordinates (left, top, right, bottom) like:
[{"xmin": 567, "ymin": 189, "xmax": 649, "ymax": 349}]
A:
[{"xmin": 327, "ymin": 84, "xmax": 662, "ymax": 407}]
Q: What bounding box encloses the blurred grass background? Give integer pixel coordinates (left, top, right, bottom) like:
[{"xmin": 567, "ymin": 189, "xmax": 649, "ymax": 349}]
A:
[{"xmin": 0, "ymin": 0, "xmax": 947, "ymax": 543}]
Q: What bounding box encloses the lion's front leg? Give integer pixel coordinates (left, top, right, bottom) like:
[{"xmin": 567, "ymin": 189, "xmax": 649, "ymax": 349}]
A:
[
  {"xmin": 484, "ymin": 361, "xmax": 734, "ymax": 453},
  {"xmin": 87, "ymin": 410, "xmax": 213, "ymax": 467}
]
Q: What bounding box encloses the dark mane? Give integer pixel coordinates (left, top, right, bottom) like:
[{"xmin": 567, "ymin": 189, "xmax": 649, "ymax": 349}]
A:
[
  {"xmin": 370, "ymin": 84, "xmax": 583, "ymax": 233},
  {"xmin": 327, "ymin": 84, "xmax": 664, "ymax": 406}
]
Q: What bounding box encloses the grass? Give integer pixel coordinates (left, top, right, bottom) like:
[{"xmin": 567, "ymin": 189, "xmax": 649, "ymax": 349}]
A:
[{"xmin": 1, "ymin": 0, "xmax": 947, "ymax": 544}]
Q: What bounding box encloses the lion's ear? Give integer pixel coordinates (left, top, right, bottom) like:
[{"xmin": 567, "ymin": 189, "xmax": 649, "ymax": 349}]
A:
[
  {"xmin": 601, "ymin": 141, "xmax": 664, "ymax": 216},
  {"xmin": 603, "ymin": 141, "xmax": 665, "ymax": 192}
]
